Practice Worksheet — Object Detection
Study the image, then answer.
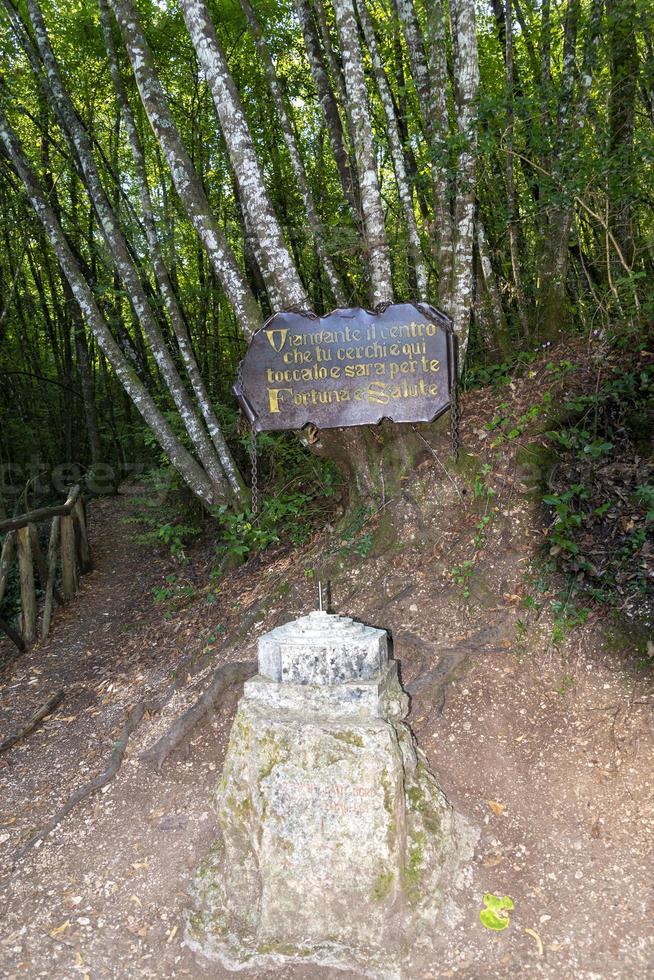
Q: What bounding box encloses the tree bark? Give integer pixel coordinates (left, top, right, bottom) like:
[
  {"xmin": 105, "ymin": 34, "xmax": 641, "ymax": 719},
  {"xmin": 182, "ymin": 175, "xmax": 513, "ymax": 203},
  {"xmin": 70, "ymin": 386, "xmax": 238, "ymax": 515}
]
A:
[
  {"xmin": 356, "ymin": 0, "xmax": 427, "ymax": 297},
  {"xmin": 443, "ymin": 0, "xmax": 479, "ymax": 357},
  {"xmin": 331, "ymin": 0, "xmax": 393, "ymax": 307},
  {"xmin": 179, "ymin": 0, "xmax": 308, "ymax": 311},
  {"xmin": 20, "ymin": 0, "xmax": 232, "ymax": 502},
  {"xmin": 107, "ymin": 0, "xmax": 262, "ymax": 341},
  {"xmin": 239, "ymin": 0, "xmax": 347, "ymax": 307},
  {"xmin": 538, "ymin": 0, "xmax": 603, "ymax": 338},
  {"xmin": 294, "ymin": 0, "xmax": 359, "ymax": 219},
  {"xmin": 608, "ymin": 0, "xmax": 638, "ymax": 269}
]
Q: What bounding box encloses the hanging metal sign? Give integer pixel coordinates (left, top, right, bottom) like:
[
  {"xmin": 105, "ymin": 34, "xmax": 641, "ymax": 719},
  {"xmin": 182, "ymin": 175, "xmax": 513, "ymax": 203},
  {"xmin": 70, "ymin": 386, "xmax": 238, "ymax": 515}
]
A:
[{"xmin": 233, "ymin": 302, "xmax": 457, "ymax": 432}]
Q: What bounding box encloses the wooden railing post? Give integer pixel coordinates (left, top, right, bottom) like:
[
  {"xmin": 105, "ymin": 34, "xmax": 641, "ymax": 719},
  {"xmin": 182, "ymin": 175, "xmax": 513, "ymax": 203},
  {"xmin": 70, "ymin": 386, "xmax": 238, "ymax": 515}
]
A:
[
  {"xmin": 0, "ymin": 485, "xmax": 90, "ymax": 649},
  {"xmin": 42, "ymin": 516, "xmax": 61, "ymax": 640},
  {"xmin": 73, "ymin": 497, "xmax": 92, "ymax": 573},
  {"xmin": 16, "ymin": 526, "xmax": 37, "ymax": 645},
  {"xmin": 60, "ymin": 514, "xmax": 78, "ymax": 601},
  {"xmin": 0, "ymin": 530, "xmax": 16, "ymax": 607}
]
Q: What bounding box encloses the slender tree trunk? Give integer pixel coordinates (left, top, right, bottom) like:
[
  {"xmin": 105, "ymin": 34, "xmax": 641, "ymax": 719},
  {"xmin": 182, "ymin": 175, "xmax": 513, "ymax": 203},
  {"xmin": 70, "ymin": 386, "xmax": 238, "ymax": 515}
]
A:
[
  {"xmin": 423, "ymin": 0, "xmax": 454, "ymax": 290},
  {"xmin": 443, "ymin": 0, "xmax": 479, "ymax": 357},
  {"xmin": 608, "ymin": 0, "xmax": 638, "ymax": 269},
  {"xmin": 356, "ymin": 0, "xmax": 427, "ymax": 297},
  {"xmin": 331, "ymin": 0, "xmax": 393, "ymax": 307},
  {"xmin": 0, "ymin": 109, "xmax": 219, "ymax": 507},
  {"xmin": 239, "ymin": 0, "xmax": 346, "ymax": 307},
  {"xmin": 538, "ymin": 0, "xmax": 603, "ymax": 338},
  {"xmin": 294, "ymin": 0, "xmax": 359, "ymax": 219},
  {"xmin": 19, "ymin": 0, "xmax": 232, "ymax": 500},
  {"xmin": 179, "ymin": 0, "xmax": 307, "ymax": 310},
  {"xmin": 107, "ymin": 0, "xmax": 261, "ymax": 341},
  {"xmin": 504, "ymin": 0, "xmax": 529, "ymax": 335},
  {"xmin": 98, "ymin": 0, "xmax": 247, "ymax": 502}
]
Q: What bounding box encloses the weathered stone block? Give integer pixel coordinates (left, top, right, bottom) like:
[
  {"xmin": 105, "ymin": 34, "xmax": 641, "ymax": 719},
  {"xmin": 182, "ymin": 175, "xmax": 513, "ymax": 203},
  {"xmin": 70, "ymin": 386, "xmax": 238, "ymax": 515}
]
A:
[
  {"xmin": 257, "ymin": 610, "xmax": 387, "ymax": 685},
  {"xmin": 187, "ymin": 613, "xmax": 475, "ymax": 977}
]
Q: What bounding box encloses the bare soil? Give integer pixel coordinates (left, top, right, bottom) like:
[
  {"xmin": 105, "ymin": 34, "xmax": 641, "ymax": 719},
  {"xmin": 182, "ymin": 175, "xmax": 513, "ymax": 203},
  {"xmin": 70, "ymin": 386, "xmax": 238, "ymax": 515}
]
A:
[{"xmin": 1, "ymin": 346, "xmax": 652, "ymax": 979}]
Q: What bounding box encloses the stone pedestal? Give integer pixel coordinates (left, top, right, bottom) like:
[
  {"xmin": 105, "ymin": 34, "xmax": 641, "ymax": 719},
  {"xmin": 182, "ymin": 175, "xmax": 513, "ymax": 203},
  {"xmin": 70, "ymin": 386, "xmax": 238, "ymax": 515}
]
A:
[{"xmin": 187, "ymin": 612, "xmax": 474, "ymax": 978}]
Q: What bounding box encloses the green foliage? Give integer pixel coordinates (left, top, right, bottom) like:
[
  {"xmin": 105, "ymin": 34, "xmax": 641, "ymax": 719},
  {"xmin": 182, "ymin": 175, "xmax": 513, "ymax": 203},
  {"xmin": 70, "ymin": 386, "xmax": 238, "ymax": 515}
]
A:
[
  {"xmin": 539, "ymin": 334, "xmax": 653, "ymax": 623},
  {"xmin": 451, "ymin": 559, "xmax": 474, "ymax": 599},
  {"xmin": 479, "ymin": 893, "xmax": 514, "ymax": 931}
]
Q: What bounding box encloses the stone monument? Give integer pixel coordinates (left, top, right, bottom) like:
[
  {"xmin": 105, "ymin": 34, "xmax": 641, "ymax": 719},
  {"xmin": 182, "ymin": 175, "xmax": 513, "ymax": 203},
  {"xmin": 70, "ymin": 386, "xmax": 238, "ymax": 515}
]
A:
[{"xmin": 187, "ymin": 609, "xmax": 474, "ymax": 978}]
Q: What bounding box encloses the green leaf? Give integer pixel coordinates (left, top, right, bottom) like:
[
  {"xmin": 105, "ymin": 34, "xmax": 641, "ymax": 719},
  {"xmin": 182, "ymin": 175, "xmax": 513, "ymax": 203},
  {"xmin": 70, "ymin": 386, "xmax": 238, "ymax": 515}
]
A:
[{"xmin": 479, "ymin": 893, "xmax": 514, "ymax": 930}]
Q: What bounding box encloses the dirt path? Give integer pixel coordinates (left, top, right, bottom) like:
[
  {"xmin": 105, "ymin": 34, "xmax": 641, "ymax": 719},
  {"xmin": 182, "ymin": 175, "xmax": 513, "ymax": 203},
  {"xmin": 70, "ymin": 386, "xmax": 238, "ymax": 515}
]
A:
[{"xmin": 1, "ymin": 456, "xmax": 653, "ymax": 979}]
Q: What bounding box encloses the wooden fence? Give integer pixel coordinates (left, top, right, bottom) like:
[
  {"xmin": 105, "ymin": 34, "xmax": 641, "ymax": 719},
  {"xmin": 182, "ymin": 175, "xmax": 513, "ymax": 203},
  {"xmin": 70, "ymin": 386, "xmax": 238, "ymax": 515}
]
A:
[{"xmin": 0, "ymin": 485, "xmax": 92, "ymax": 651}]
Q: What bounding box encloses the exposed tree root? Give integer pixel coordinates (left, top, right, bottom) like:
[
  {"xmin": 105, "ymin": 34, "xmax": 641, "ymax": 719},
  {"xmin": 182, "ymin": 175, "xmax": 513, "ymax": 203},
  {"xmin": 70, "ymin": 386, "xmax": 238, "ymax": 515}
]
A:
[
  {"xmin": 18, "ymin": 700, "xmax": 157, "ymax": 856},
  {"xmin": 141, "ymin": 660, "xmax": 256, "ymax": 772},
  {"xmin": 0, "ymin": 689, "xmax": 64, "ymax": 755}
]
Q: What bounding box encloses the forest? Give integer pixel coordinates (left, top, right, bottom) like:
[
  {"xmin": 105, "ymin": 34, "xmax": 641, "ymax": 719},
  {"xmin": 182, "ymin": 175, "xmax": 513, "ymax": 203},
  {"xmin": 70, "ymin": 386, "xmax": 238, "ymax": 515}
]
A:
[{"xmin": 0, "ymin": 0, "xmax": 651, "ymax": 512}]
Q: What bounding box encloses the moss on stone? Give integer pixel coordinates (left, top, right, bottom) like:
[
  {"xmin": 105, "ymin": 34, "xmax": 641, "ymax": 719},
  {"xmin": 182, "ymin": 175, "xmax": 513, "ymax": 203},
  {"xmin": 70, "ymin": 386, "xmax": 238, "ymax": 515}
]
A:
[
  {"xmin": 402, "ymin": 832, "xmax": 426, "ymax": 906},
  {"xmin": 372, "ymin": 871, "xmax": 394, "ymax": 903},
  {"xmin": 332, "ymin": 731, "xmax": 365, "ymax": 748},
  {"xmin": 407, "ymin": 768, "xmax": 444, "ymax": 838}
]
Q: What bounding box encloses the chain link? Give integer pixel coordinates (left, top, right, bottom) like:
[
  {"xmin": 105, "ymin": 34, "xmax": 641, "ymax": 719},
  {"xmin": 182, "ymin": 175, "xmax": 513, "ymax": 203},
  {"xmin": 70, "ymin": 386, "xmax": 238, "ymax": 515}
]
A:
[
  {"xmin": 450, "ymin": 383, "xmax": 460, "ymax": 461},
  {"xmin": 249, "ymin": 423, "xmax": 259, "ymax": 517}
]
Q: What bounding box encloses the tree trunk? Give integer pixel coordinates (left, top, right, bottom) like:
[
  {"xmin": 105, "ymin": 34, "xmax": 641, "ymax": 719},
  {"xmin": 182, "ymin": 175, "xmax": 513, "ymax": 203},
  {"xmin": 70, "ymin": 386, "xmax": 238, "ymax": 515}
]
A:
[
  {"xmin": 179, "ymin": 0, "xmax": 308, "ymax": 310},
  {"xmin": 107, "ymin": 0, "xmax": 262, "ymax": 341},
  {"xmin": 99, "ymin": 0, "xmax": 247, "ymax": 503},
  {"xmin": 239, "ymin": 0, "xmax": 347, "ymax": 307},
  {"xmin": 356, "ymin": 0, "xmax": 427, "ymax": 297},
  {"xmin": 441, "ymin": 0, "xmax": 479, "ymax": 358},
  {"xmin": 294, "ymin": 0, "xmax": 359, "ymax": 220},
  {"xmin": 0, "ymin": 108, "xmax": 219, "ymax": 507},
  {"xmin": 608, "ymin": 0, "xmax": 638, "ymax": 270},
  {"xmin": 20, "ymin": 0, "xmax": 232, "ymax": 502},
  {"xmin": 331, "ymin": 0, "xmax": 393, "ymax": 307}
]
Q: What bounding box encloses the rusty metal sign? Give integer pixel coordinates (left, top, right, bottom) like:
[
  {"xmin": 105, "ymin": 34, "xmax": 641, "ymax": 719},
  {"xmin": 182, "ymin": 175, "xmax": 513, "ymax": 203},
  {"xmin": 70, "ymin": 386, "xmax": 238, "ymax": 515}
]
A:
[{"xmin": 233, "ymin": 302, "xmax": 457, "ymax": 432}]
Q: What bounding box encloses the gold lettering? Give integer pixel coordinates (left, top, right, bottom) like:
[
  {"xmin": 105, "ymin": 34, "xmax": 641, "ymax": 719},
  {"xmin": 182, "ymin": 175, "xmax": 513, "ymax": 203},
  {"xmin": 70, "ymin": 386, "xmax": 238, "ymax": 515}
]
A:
[
  {"xmin": 265, "ymin": 328, "xmax": 288, "ymax": 352},
  {"xmin": 267, "ymin": 388, "xmax": 292, "ymax": 413}
]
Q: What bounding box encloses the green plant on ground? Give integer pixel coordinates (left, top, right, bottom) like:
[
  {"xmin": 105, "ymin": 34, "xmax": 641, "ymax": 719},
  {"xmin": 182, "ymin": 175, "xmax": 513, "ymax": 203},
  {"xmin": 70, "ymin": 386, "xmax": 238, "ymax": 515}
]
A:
[
  {"xmin": 555, "ymin": 675, "xmax": 575, "ymax": 695},
  {"xmin": 479, "ymin": 893, "xmax": 514, "ymax": 931},
  {"xmin": 451, "ymin": 559, "xmax": 474, "ymax": 599}
]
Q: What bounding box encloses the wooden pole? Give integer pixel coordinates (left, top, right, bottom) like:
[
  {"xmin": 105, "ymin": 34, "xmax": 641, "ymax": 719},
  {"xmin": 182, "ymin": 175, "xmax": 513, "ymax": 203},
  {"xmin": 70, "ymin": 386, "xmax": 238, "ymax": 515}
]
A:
[
  {"xmin": 0, "ymin": 530, "xmax": 16, "ymax": 606},
  {"xmin": 29, "ymin": 523, "xmax": 48, "ymax": 589},
  {"xmin": 73, "ymin": 498, "xmax": 92, "ymax": 573},
  {"xmin": 16, "ymin": 526, "xmax": 37, "ymax": 645},
  {"xmin": 42, "ymin": 516, "xmax": 60, "ymax": 639},
  {"xmin": 60, "ymin": 515, "xmax": 78, "ymax": 601}
]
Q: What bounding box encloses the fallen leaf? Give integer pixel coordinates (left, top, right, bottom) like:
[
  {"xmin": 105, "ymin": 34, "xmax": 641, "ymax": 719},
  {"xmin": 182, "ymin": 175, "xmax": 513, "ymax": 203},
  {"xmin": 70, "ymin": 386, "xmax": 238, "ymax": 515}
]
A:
[
  {"xmin": 130, "ymin": 894, "xmax": 142, "ymax": 907},
  {"xmin": 483, "ymin": 853, "xmax": 504, "ymax": 868},
  {"xmin": 131, "ymin": 857, "xmax": 150, "ymax": 870},
  {"xmin": 166, "ymin": 924, "xmax": 178, "ymax": 945},
  {"xmin": 49, "ymin": 920, "xmax": 71, "ymax": 937},
  {"xmin": 0, "ymin": 817, "xmax": 16, "ymax": 826},
  {"xmin": 488, "ymin": 800, "xmax": 506, "ymax": 816},
  {"xmin": 75, "ymin": 952, "xmax": 84, "ymax": 967},
  {"xmin": 525, "ymin": 928, "xmax": 544, "ymax": 956}
]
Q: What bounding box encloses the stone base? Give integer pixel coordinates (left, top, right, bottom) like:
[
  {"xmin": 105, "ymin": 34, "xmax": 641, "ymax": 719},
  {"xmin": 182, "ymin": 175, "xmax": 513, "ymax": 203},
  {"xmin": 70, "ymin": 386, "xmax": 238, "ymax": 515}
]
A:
[{"xmin": 187, "ymin": 672, "xmax": 475, "ymax": 978}]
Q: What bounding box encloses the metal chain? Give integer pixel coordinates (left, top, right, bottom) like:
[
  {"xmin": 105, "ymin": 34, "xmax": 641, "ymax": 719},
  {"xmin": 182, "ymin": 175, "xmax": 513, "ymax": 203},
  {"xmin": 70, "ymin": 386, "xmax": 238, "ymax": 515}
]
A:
[
  {"xmin": 450, "ymin": 383, "xmax": 461, "ymax": 461},
  {"xmin": 249, "ymin": 423, "xmax": 259, "ymax": 517}
]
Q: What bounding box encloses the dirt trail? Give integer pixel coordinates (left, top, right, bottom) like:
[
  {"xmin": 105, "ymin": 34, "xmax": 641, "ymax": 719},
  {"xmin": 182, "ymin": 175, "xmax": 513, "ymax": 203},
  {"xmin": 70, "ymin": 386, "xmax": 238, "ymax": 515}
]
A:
[{"xmin": 1, "ymin": 386, "xmax": 653, "ymax": 978}]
